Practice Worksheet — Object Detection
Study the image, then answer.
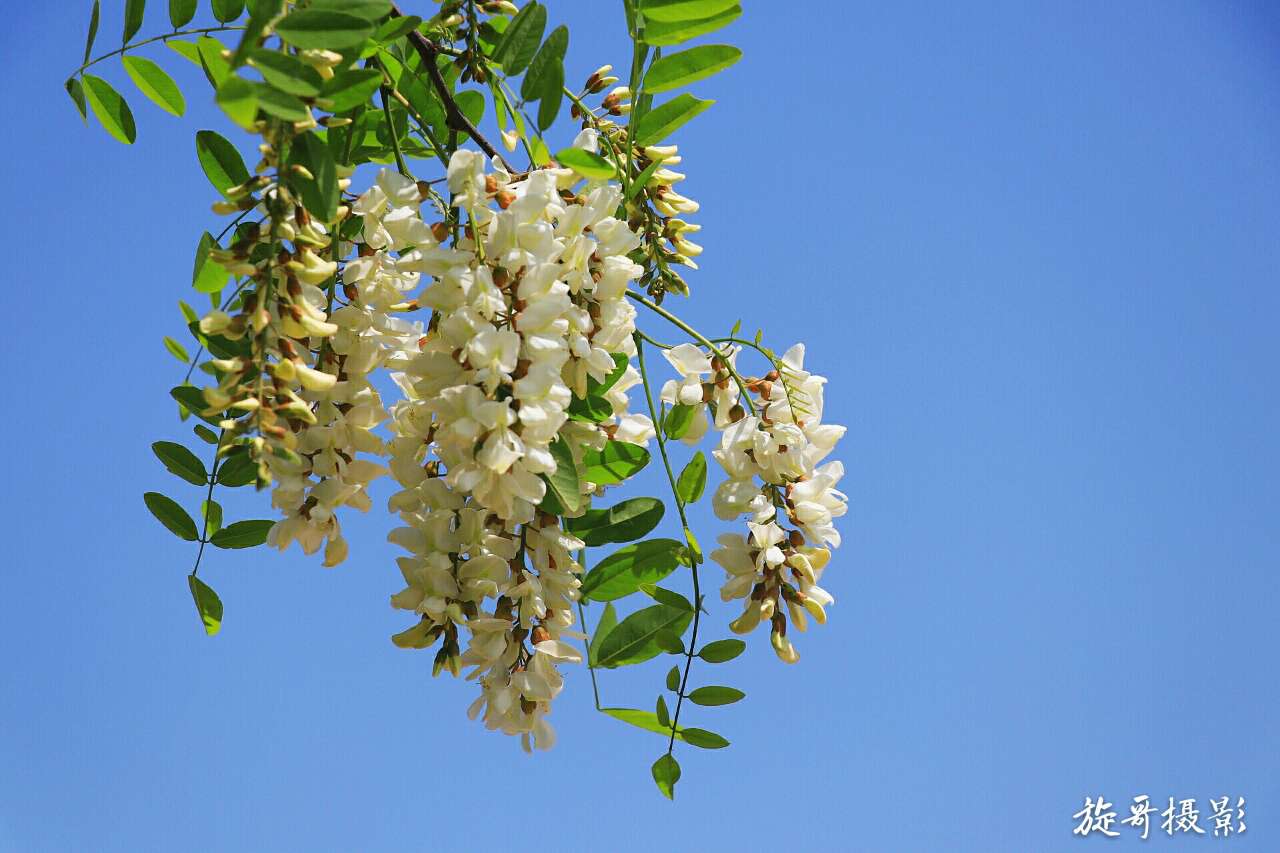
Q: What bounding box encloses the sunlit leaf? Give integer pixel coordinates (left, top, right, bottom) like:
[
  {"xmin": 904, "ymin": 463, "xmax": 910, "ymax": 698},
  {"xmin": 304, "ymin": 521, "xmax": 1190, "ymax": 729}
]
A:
[
  {"xmin": 123, "ymin": 55, "xmax": 186, "ymax": 116},
  {"xmin": 581, "ymin": 539, "xmax": 685, "ymax": 602},
  {"xmin": 188, "ymin": 575, "xmax": 223, "ymax": 636},
  {"xmin": 210, "ymin": 519, "xmax": 275, "ymax": 549},
  {"xmin": 143, "ymin": 492, "xmax": 199, "ymax": 540},
  {"xmin": 651, "ymin": 753, "xmax": 680, "ymax": 800},
  {"xmin": 82, "ymin": 75, "xmax": 136, "ymax": 144},
  {"xmin": 676, "ymin": 451, "xmax": 706, "ymax": 503},
  {"xmin": 633, "ymin": 93, "xmax": 714, "ymax": 147},
  {"xmin": 152, "ymin": 441, "xmax": 208, "ymax": 486},
  {"xmin": 643, "ymin": 44, "xmax": 741, "ymax": 94}
]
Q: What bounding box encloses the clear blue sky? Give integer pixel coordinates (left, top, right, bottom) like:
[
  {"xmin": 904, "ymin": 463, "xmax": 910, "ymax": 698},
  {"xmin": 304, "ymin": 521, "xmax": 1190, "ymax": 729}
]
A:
[{"xmin": 2, "ymin": 2, "xmax": 1278, "ymax": 850}]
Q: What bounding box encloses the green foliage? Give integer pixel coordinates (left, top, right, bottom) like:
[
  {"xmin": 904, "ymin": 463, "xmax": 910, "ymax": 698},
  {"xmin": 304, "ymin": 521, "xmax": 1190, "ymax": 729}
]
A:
[
  {"xmin": 666, "ymin": 664, "xmax": 681, "ymax": 691},
  {"xmin": 697, "ymin": 638, "xmax": 745, "ymax": 663},
  {"xmin": 493, "ymin": 1, "xmax": 546, "ymax": 75},
  {"xmin": 123, "ymin": 55, "xmax": 185, "ymax": 116},
  {"xmin": 275, "ymin": 9, "xmax": 374, "ymax": 50},
  {"xmin": 322, "ymin": 68, "xmax": 383, "ymax": 113},
  {"xmin": 192, "ymin": 231, "xmax": 229, "ymax": 294},
  {"xmin": 556, "ymin": 147, "xmax": 614, "ymax": 180},
  {"xmin": 84, "ymin": 0, "xmax": 101, "ymax": 63},
  {"xmin": 634, "ymin": 93, "xmax": 714, "ymax": 147},
  {"xmin": 215, "ymin": 450, "xmax": 257, "ymax": 487},
  {"xmin": 539, "ymin": 435, "xmax": 581, "ymax": 514},
  {"xmin": 169, "ymin": 0, "xmax": 197, "ymax": 28},
  {"xmin": 82, "ymin": 75, "xmax": 136, "ymax": 144},
  {"xmin": 643, "ymin": 44, "xmax": 741, "ymax": 94},
  {"xmin": 582, "ymin": 441, "xmax": 650, "ymax": 485},
  {"xmin": 211, "ymin": 0, "xmax": 245, "ymax": 23},
  {"xmin": 210, "ymin": 519, "xmax": 275, "ymax": 549},
  {"xmin": 566, "ymin": 497, "xmax": 663, "ymax": 547},
  {"xmin": 196, "ymin": 130, "xmax": 248, "ymax": 195},
  {"xmin": 188, "ymin": 575, "xmax": 223, "ymax": 635},
  {"xmin": 642, "ymin": 4, "xmax": 741, "ymax": 46},
  {"xmin": 651, "ymin": 753, "xmax": 680, "ymax": 799},
  {"xmin": 144, "ymin": 492, "xmax": 199, "ymax": 540},
  {"xmin": 580, "ymin": 538, "xmax": 685, "ymax": 602},
  {"xmin": 687, "ymin": 686, "xmax": 745, "ymax": 706},
  {"xmin": 676, "ymin": 451, "xmax": 706, "ymax": 503},
  {"xmin": 152, "ymin": 441, "xmax": 208, "ymax": 486},
  {"xmin": 123, "ymin": 0, "xmax": 146, "ymax": 44},
  {"xmin": 289, "ymin": 132, "xmax": 339, "ymax": 221},
  {"xmin": 588, "ymin": 602, "xmax": 618, "ymax": 667},
  {"xmin": 595, "ymin": 602, "xmax": 692, "ymax": 668},
  {"xmin": 248, "ymin": 50, "xmax": 323, "ymax": 97}
]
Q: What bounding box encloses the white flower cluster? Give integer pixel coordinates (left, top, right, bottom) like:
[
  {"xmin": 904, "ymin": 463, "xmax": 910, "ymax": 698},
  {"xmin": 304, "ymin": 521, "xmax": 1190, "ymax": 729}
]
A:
[
  {"xmin": 365, "ymin": 142, "xmax": 656, "ymax": 750},
  {"xmin": 704, "ymin": 345, "xmax": 848, "ymax": 663}
]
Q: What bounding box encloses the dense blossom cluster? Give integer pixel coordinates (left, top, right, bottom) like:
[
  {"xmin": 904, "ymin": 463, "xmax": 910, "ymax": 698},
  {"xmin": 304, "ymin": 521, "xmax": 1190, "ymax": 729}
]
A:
[
  {"xmin": 705, "ymin": 346, "xmax": 848, "ymax": 663},
  {"xmin": 196, "ymin": 132, "xmax": 846, "ymax": 747}
]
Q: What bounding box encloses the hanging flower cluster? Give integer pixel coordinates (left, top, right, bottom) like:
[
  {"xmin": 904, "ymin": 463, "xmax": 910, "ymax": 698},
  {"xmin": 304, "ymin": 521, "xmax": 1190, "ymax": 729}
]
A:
[
  {"xmin": 350, "ymin": 140, "xmax": 661, "ymax": 750},
  {"xmin": 707, "ymin": 346, "xmax": 848, "ymax": 664}
]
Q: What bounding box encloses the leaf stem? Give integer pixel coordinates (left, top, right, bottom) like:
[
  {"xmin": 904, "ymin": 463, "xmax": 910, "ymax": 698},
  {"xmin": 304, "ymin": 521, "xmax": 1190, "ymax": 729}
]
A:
[
  {"xmin": 634, "ymin": 332, "xmax": 703, "ymax": 755},
  {"xmin": 70, "ymin": 25, "xmax": 246, "ymax": 77}
]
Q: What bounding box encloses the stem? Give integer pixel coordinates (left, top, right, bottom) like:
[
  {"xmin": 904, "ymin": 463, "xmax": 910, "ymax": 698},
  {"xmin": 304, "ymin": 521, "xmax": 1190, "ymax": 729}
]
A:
[
  {"xmin": 576, "ymin": 548, "xmax": 603, "ymax": 711},
  {"xmin": 70, "ymin": 25, "xmax": 246, "ymax": 76},
  {"xmin": 388, "ymin": 3, "xmax": 514, "ymax": 171},
  {"xmin": 381, "ymin": 86, "xmax": 410, "ymax": 177},
  {"xmin": 189, "ymin": 429, "xmax": 227, "ymax": 578},
  {"xmin": 627, "ymin": 290, "xmax": 757, "ymax": 415},
  {"xmin": 634, "ymin": 333, "xmax": 703, "ymax": 755}
]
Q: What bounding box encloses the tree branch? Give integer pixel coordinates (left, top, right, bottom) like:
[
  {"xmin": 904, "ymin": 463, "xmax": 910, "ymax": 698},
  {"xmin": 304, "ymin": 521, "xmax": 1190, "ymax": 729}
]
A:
[{"xmin": 388, "ymin": 3, "xmax": 514, "ymax": 172}]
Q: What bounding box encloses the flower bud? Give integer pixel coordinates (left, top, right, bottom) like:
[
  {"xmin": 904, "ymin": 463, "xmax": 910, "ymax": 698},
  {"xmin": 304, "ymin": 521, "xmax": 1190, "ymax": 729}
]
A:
[{"xmin": 771, "ymin": 630, "xmax": 800, "ymax": 663}]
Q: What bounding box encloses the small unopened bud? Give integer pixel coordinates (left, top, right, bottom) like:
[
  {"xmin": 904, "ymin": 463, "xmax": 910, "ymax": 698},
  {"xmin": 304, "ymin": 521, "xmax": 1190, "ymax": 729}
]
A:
[{"xmin": 501, "ymin": 129, "xmax": 519, "ymax": 151}]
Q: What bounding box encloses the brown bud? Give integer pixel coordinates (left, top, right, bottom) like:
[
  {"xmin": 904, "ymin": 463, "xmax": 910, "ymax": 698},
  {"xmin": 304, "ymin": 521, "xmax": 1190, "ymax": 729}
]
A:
[
  {"xmin": 431, "ymin": 222, "xmax": 451, "ymax": 243},
  {"xmin": 765, "ymin": 369, "xmax": 780, "ymax": 382},
  {"xmin": 788, "ymin": 529, "xmax": 806, "ymax": 549},
  {"xmin": 358, "ymin": 243, "xmax": 375, "ymax": 257},
  {"xmin": 729, "ymin": 404, "xmax": 746, "ymax": 423},
  {"xmin": 496, "ymin": 190, "xmax": 516, "ymax": 209},
  {"xmin": 530, "ymin": 626, "xmax": 551, "ymax": 645}
]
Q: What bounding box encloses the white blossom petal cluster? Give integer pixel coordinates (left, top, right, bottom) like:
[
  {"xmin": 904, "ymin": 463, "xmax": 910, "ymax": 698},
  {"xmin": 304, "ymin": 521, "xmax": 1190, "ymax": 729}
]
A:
[
  {"xmin": 708, "ymin": 345, "xmax": 848, "ymax": 663},
  {"xmin": 364, "ymin": 150, "xmax": 655, "ymax": 750}
]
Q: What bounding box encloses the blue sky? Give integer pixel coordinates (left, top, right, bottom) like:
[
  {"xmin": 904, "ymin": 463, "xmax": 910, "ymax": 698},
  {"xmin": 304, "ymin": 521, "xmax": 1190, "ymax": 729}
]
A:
[{"xmin": 2, "ymin": 1, "xmax": 1279, "ymax": 850}]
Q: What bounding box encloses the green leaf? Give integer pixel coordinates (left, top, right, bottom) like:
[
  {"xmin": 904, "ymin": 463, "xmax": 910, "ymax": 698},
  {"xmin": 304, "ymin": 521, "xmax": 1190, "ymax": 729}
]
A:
[
  {"xmin": 566, "ymin": 497, "xmax": 664, "ymax": 547},
  {"xmin": 599, "ymin": 708, "xmax": 708, "ymax": 751},
  {"xmin": 540, "ymin": 435, "xmax": 581, "ymax": 514},
  {"xmin": 170, "ymin": 385, "xmax": 220, "ymax": 426},
  {"xmin": 143, "ymin": 492, "xmax": 199, "ymax": 541},
  {"xmin": 642, "ymin": 5, "xmax": 741, "ymax": 46},
  {"xmin": 254, "ymin": 83, "xmax": 309, "ymax": 121},
  {"xmin": 535, "ymin": 62, "xmax": 563, "ymax": 130},
  {"xmin": 681, "ymin": 727, "xmax": 730, "ymax": 749},
  {"xmin": 455, "ymin": 89, "xmax": 485, "ymax": 128},
  {"xmin": 595, "ymin": 603, "xmax": 693, "ymax": 668},
  {"xmin": 651, "ymin": 753, "xmax": 680, "ymax": 800},
  {"xmin": 192, "ymin": 231, "xmax": 230, "ymax": 294},
  {"xmin": 666, "ymin": 664, "xmax": 681, "ymax": 691},
  {"xmin": 65, "ymin": 78, "xmax": 88, "ymax": 122},
  {"xmin": 289, "ymin": 132, "xmax": 338, "ymax": 221},
  {"xmin": 643, "ymin": 0, "xmax": 738, "ymax": 23},
  {"xmin": 565, "ymin": 394, "xmax": 613, "ymax": 423},
  {"xmin": 248, "ymin": 50, "xmax": 323, "ymax": 97},
  {"xmin": 654, "ymin": 629, "xmax": 684, "ymax": 654},
  {"xmin": 169, "ymin": 0, "xmax": 197, "ymax": 27},
  {"xmin": 193, "ymin": 424, "xmax": 220, "ymax": 445},
  {"xmin": 676, "ymin": 451, "xmax": 707, "ymax": 503},
  {"xmin": 216, "ymin": 75, "xmax": 259, "ymax": 129},
  {"xmin": 307, "ymin": 0, "xmax": 390, "ymax": 20},
  {"xmin": 634, "ymin": 93, "xmax": 713, "ymax": 147},
  {"xmin": 656, "ymin": 694, "xmax": 671, "ymax": 728},
  {"xmin": 555, "ymin": 147, "xmax": 614, "ymax": 180},
  {"xmin": 493, "ymin": 1, "xmax": 545, "ymax": 74},
  {"xmin": 587, "ymin": 601, "xmax": 618, "ymax": 667},
  {"xmin": 122, "ymin": 55, "xmax": 185, "ymax": 116},
  {"xmin": 202, "ymin": 500, "xmax": 223, "ymax": 536},
  {"xmin": 582, "ymin": 441, "xmax": 649, "ymax": 485},
  {"xmin": 196, "ymin": 130, "xmax": 249, "ymax": 196},
  {"xmin": 697, "ymin": 638, "xmax": 745, "ymax": 663},
  {"xmin": 152, "ymin": 441, "xmax": 208, "ymax": 486},
  {"xmin": 373, "ymin": 14, "xmax": 420, "ymax": 44},
  {"xmin": 84, "ymin": 0, "xmax": 101, "ymax": 62},
  {"xmin": 683, "ymin": 527, "xmax": 702, "ymax": 562},
  {"xmin": 644, "ymin": 584, "xmax": 693, "ymax": 612},
  {"xmin": 663, "ymin": 403, "xmax": 695, "ymax": 439},
  {"xmin": 601, "ymin": 707, "xmax": 676, "ymax": 737},
  {"xmin": 581, "ymin": 538, "xmax": 685, "ymax": 602},
  {"xmin": 188, "ymin": 575, "xmax": 223, "ymax": 636},
  {"xmin": 123, "ymin": 0, "xmax": 146, "ymax": 44},
  {"xmin": 216, "ymin": 450, "xmax": 257, "ymax": 487},
  {"xmin": 82, "ymin": 75, "xmax": 136, "ymax": 144},
  {"xmin": 688, "ymin": 685, "xmax": 745, "ymax": 706},
  {"xmin": 643, "ymin": 44, "xmax": 741, "ymax": 94},
  {"xmin": 195, "ymin": 36, "xmax": 233, "ymax": 86},
  {"xmin": 520, "ymin": 24, "xmax": 568, "ymax": 101},
  {"xmin": 321, "ymin": 68, "xmax": 383, "ymax": 112},
  {"xmin": 275, "ymin": 9, "xmax": 374, "ymax": 50},
  {"xmin": 625, "ymin": 157, "xmax": 665, "ymax": 201},
  {"xmin": 210, "ymin": 519, "xmax": 275, "ymax": 549},
  {"xmin": 210, "ymin": 0, "xmax": 245, "ymax": 23}
]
